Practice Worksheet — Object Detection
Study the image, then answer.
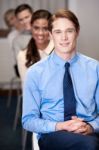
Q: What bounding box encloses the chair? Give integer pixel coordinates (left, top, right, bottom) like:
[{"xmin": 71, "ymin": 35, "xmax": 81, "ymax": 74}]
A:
[
  {"xmin": 13, "ymin": 92, "xmax": 22, "ymax": 130},
  {"xmin": 22, "ymin": 131, "xmax": 40, "ymax": 150},
  {"xmin": 22, "ymin": 129, "xmax": 28, "ymax": 150},
  {"xmin": 33, "ymin": 133, "xmax": 39, "ymax": 150},
  {"xmin": 0, "ymin": 38, "xmax": 17, "ymax": 90},
  {"xmin": 7, "ymin": 59, "xmax": 21, "ymax": 108},
  {"xmin": 7, "ymin": 76, "xmax": 21, "ymax": 108},
  {"xmin": 0, "ymin": 38, "xmax": 21, "ymax": 107}
]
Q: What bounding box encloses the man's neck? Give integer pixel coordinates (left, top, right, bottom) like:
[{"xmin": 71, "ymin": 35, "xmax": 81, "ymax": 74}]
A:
[{"xmin": 55, "ymin": 50, "xmax": 76, "ymax": 61}]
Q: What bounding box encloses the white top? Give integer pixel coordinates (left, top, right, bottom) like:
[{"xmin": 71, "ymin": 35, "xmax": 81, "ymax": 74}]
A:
[
  {"xmin": 8, "ymin": 29, "xmax": 19, "ymax": 49},
  {"xmin": 13, "ymin": 31, "xmax": 32, "ymax": 61},
  {"xmin": 17, "ymin": 39, "xmax": 54, "ymax": 84},
  {"xmin": 7, "ymin": 29, "xmax": 20, "ymax": 64}
]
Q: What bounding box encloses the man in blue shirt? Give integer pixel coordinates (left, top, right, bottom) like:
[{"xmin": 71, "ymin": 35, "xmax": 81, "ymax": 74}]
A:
[{"xmin": 22, "ymin": 9, "xmax": 99, "ymax": 150}]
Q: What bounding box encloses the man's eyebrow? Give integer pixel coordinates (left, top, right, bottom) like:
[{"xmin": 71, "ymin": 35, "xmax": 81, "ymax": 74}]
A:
[
  {"xmin": 66, "ymin": 27, "xmax": 75, "ymax": 30},
  {"xmin": 52, "ymin": 29, "xmax": 61, "ymax": 31},
  {"xmin": 53, "ymin": 27, "xmax": 75, "ymax": 31}
]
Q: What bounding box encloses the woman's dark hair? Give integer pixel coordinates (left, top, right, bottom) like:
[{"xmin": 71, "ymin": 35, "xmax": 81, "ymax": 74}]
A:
[
  {"xmin": 25, "ymin": 38, "xmax": 40, "ymax": 67},
  {"xmin": 25, "ymin": 9, "xmax": 52, "ymax": 68}
]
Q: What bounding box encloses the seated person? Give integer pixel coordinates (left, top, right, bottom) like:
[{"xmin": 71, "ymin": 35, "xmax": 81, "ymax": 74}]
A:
[
  {"xmin": 17, "ymin": 9, "xmax": 54, "ymax": 84},
  {"xmin": 17, "ymin": 9, "xmax": 53, "ymax": 150},
  {"xmin": 22, "ymin": 9, "xmax": 99, "ymax": 150}
]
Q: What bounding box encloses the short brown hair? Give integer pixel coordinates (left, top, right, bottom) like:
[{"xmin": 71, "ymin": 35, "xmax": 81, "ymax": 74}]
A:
[
  {"xmin": 49, "ymin": 9, "xmax": 80, "ymax": 32},
  {"xmin": 15, "ymin": 4, "xmax": 33, "ymax": 16},
  {"xmin": 4, "ymin": 9, "xmax": 15, "ymax": 28}
]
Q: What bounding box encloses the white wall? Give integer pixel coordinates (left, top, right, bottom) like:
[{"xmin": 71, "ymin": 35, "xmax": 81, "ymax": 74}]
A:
[
  {"xmin": 0, "ymin": 39, "xmax": 15, "ymax": 88},
  {"xmin": 68, "ymin": 0, "xmax": 99, "ymax": 60}
]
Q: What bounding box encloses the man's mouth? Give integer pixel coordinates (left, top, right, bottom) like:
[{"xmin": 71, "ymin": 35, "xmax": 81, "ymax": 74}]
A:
[{"xmin": 60, "ymin": 43, "xmax": 70, "ymax": 47}]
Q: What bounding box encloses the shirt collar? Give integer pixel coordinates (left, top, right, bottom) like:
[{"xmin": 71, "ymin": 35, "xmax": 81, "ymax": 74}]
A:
[{"xmin": 51, "ymin": 50, "xmax": 78, "ymax": 67}]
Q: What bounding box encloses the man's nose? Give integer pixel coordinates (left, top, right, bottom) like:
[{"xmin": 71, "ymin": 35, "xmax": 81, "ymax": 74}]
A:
[
  {"xmin": 23, "ymin": 19, "xmax": 28, "ymax": 24},
  {"xmin": 61, "ymin": 32, "xmax": 68, "ymax": 40}
]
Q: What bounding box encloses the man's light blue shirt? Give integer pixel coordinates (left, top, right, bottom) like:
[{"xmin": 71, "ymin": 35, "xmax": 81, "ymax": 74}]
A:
[{"xmin": 22, "ymin": 51, "xmax": 99, "ymax": 137}]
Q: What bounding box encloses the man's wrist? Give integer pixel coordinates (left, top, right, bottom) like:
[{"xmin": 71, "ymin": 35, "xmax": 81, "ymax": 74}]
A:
[
  {"xmin": 55, "ymin": 122, "xmax": 63, "ymax": 131},
  {"xmin": 86, "ymin": 122, "xmax": 94, "ymax": 133}
]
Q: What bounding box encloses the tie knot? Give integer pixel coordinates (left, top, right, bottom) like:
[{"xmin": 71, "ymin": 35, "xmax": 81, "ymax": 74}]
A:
[{"xmin": 65, "ymin": 62, "xmax": 70, "ymax": 69}]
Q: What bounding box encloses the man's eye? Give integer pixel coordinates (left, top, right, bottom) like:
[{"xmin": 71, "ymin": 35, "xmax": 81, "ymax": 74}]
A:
[
  {"xmin": 19, "ymin": 19, "xmax": 23, "ymax": 22},
  {"xmin": 67, "ymin": 29, "xmax": 75, "ymax": 33},
  {"xmin": 25, "ymin": 16, "xmax": 30, "ymax": 19},
  {"xmin": 55, "ymin": 31, "xmax": 61, "ymax": 34},
  {"xmin": 68, "ymin": 30, "xmax": 73, "ymax": 32}
]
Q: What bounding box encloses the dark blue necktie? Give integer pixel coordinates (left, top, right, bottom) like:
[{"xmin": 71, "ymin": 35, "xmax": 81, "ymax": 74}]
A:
[{"xmin": 63, "ymin": 62, "xmax": 76, "ymax": 121}]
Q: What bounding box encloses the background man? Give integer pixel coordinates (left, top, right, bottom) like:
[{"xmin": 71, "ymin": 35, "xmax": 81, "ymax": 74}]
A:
[{"xmin": 12, "ymin": 4, "xmax": 33, "ymax": 63}]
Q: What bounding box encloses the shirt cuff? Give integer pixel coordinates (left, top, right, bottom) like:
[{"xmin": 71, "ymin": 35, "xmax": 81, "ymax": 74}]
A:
[
  {"xmin": 47, "ymin": 121, "xmax": 57, "ymax": 132},
  {"xmin": 88, "ymin": 120, "xmax": 99, "ymax": 132}
]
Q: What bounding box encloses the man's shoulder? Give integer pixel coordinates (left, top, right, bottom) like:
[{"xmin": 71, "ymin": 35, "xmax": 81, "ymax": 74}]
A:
[
  {"xmin": 27, "ymin": 56, "xmax": 50, "ymax": 76},
  {"xmin": 13, "ymin": 32, "xmax": 31, "ymax": 51},
  {"xmin": 31, "ymin": 57, "xmax": 49, "ymax": 70},
  {"xmin": 78, "ymin": 53, "xmax": 99, "ymax": 65},
  {"xmin": 8, "ymin": 29, "xmax": 19, "ymax": 39},
  {"xmin": 14, "ymin": 31, "xmax": 31, "ymax": 42}
]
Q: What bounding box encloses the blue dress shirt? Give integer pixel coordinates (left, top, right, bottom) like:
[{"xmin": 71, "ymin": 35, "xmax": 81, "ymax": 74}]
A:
[{"xmin": 22, "ymin": 51, "xmax": 99, "ymax": 138}]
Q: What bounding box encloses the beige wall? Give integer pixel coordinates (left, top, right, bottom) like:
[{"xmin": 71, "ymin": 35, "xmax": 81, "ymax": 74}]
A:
[{"xmin": 68, "ymin": 0, "xmax": 99, "ymax": 60}]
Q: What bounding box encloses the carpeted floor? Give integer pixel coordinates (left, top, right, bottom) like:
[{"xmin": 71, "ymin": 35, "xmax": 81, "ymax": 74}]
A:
[{"xmin": 0, "ymin": 95, "xmax": 32, "ymax": 150}]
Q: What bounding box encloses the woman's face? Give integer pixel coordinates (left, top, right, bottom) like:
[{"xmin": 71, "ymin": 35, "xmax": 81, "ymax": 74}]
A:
[{"xmin": 31, "ymin": 18, "xmax": 50, "ymax": 47}]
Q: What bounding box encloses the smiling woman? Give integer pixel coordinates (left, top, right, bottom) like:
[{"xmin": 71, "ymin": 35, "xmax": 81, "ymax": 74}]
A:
[
  {"xmin": 17, "ymin": 9, "xmax": 54, "ymax": 83},
  {"xmin": 16, "ymin": 9, "xmax": 54, "ymax": 150},
  {"xmin": 31, "ymin": 18, "xmax": 49, "ymax": 49}
]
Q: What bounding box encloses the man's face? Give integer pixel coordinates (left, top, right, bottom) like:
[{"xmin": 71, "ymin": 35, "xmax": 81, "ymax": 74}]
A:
[
  {"xmin": 17, "ymin": 9, "xmax": 32, "ymax": 30},
  {"xmin": 52, "ymin": 18, "xmax": 79, "ymax": 58},
  {"xmin": 7, "ymin": 14, "xmax": 17, "ymax": 28},
  {"xmin": 32, "ymin": 19, "xmax": 49, "ymax": 46}
]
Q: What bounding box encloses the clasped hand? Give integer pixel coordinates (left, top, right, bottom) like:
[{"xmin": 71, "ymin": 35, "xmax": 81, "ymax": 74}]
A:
[{"xmin": 56, "ymin": 116, "xmax": 93, "ymax": 135}]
